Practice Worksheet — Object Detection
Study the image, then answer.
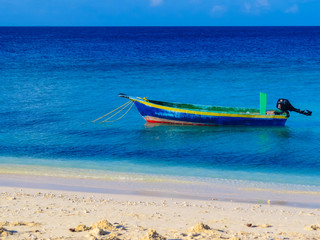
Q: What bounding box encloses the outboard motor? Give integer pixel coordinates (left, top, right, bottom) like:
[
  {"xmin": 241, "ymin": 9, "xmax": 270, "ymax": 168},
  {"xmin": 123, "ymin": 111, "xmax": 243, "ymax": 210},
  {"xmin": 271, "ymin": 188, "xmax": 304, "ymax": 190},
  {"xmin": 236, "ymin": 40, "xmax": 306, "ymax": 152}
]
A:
[{"xmin": 276, "ymin": 99, "xmax": 312, "ymax": 117}]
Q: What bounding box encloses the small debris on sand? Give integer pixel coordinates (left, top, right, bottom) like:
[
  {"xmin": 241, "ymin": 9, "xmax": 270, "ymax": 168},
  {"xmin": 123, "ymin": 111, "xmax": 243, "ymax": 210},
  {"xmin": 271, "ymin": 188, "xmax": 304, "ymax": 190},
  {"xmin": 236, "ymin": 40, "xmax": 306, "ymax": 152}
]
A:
[
  {"xmin": 259, "ymin": 224, "xmax": 272, "ymax": 228},
  {"xmin": 305, "ymin": 224, "xmax": 320, "ymax": 231},
  {"xmin": 190, "ymin": 222, "xmax": 211, "ymax": 232},
  {"xmin": 140, "ymin": 229, "xmax": 167, "ymax": 240},
  {"xmin": 89, "ymin": 227, "xmax": 106, "ymax": 236},
  {"xmin": 247, "ymin": 223, "xmax": 270, "ymax": 228},
  {"xmin": 71, "ymin": 224, "xmax": 91, "ymax": 232},
  {"xmin": 91, "ymin": 219, "xmax": 115, "ymax": 231},
  {"xmin": 246, "ymin": 223, "xmax": 257, "ymax": 228},
  {"xmin": 9, "ymin": 221, "xmax": 25, "ymax": 226},
  {"xmin": 229, "ymin": 237, "xmax": 241, "ymax": 240},
  {"xmin": 0, "ymin": 227, "xmax": 13, "ymax": 237}
]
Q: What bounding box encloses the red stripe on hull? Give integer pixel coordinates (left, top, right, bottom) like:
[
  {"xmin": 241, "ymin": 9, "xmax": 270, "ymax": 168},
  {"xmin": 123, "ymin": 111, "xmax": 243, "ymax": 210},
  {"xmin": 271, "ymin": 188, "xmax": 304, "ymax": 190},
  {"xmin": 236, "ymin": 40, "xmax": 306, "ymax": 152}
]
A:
[{"xmin": 144, "ymin": 116, "xmax": 217, "ymax": 126}]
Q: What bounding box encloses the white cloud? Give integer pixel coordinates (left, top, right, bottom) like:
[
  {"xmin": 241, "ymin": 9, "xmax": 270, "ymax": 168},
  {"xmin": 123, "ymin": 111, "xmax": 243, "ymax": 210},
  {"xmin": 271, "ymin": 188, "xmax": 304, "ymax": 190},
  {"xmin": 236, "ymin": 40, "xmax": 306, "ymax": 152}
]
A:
[
  {"xmin": 285, "ymin": 4, "xmax": 299, "ymax": 14},
  {"xmin": 211, "ymin": 5, "xmax": 226, "ymax": 15},
  {"xmin": 243, "ymin": 0, "xmax": 270, "ymax": 14},
  {"xmin": 256, "ymin": 0, "xmax": 269, "ymax": 8},
  {"xmin": 150, "ymin": 0, "xmax": 163, "ymax": 7}
]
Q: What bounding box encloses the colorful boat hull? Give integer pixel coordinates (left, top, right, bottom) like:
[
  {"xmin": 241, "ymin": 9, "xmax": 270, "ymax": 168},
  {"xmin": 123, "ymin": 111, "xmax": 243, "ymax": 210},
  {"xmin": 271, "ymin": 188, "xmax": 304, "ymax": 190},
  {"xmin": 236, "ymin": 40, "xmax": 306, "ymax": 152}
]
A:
[{"xmin": 120, "ymin": 95, "xmax": 288, "ymax": 126}]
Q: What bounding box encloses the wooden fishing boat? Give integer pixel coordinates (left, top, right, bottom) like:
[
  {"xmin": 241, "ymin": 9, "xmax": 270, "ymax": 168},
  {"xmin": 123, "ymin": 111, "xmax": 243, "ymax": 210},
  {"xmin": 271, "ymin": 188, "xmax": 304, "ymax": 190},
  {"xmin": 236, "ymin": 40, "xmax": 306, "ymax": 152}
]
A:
[{"xmin": 118, "ymin": 93, "xmax": 288, "ymax": 126}]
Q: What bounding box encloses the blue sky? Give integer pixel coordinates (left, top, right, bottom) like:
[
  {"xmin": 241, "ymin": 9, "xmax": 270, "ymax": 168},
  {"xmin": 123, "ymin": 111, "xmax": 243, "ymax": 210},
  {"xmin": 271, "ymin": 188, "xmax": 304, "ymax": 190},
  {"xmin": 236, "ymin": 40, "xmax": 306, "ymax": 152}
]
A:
[{"xmin": 1, "ymin": 0, "xmax": 319, "ymax": 26}]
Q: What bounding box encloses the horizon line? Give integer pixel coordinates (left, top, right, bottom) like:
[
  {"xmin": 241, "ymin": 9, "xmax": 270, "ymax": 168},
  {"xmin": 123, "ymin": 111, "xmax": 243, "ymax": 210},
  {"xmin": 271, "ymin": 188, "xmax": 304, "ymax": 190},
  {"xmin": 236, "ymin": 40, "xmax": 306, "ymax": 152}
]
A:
[{"xmin": 0, "ymin": 25, "xmax": 319, "ymax": 27}]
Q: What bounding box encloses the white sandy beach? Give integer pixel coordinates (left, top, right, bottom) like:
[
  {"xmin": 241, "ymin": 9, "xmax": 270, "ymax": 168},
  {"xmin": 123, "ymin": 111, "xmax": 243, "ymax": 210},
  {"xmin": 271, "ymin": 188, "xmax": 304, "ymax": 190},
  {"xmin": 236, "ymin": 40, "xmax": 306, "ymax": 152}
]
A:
[{"xmin": 1, "ymin": 174, "xmax": 320, "ymax": 240}]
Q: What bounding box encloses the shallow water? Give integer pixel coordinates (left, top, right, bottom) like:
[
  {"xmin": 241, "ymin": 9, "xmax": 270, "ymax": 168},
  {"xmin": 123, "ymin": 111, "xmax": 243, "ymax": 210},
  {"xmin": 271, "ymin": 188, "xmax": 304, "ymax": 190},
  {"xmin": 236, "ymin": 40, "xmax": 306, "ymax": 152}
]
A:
[{"xmin": 0, "ymin": 27, "xmax": 319, "ymax": 187}]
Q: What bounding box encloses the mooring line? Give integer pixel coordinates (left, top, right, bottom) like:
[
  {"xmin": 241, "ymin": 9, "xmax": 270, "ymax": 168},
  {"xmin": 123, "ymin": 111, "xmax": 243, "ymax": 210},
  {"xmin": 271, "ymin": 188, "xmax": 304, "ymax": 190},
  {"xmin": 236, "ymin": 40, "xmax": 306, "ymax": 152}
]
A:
[
  {"xmin": 92, "ymin": 100, "xmax": 131, "ymax": 123},
  {"xmin": 100, "ymin": 101, "xmax": 135, "ymax": 123}
]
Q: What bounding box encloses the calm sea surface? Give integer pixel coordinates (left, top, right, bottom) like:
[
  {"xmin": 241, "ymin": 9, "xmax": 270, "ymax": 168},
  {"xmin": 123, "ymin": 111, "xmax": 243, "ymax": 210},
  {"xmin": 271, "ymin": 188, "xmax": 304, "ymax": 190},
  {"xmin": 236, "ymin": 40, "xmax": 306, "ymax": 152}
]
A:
[{"xmin": 0, "ymin": 27, "xmax": 319, "ymax": 187}]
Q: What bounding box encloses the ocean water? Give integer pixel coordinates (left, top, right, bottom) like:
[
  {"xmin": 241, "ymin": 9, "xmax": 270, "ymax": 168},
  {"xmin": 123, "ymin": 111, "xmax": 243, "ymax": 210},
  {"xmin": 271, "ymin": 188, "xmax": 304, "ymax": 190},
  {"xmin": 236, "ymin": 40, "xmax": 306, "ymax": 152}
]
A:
[{"xmin": 1, "ymin": 27, "xmax": 320, "ymax": 188}]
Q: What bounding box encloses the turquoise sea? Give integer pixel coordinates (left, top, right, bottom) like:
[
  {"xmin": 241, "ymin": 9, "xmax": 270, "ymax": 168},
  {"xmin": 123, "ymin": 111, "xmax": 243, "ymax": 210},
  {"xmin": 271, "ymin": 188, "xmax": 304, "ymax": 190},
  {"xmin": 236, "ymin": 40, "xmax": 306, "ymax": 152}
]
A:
[{"xmin": 1, "ymin": 27, "xmax": 320, "ymax": 190}]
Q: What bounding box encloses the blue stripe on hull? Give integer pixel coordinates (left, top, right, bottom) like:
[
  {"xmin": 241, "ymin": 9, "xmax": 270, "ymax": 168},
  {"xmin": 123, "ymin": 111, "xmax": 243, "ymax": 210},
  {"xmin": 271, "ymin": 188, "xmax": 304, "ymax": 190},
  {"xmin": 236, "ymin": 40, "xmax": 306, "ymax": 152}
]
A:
[{"xmin": 134, "ymin": 101, "xmax": 287, "ymax": 126}]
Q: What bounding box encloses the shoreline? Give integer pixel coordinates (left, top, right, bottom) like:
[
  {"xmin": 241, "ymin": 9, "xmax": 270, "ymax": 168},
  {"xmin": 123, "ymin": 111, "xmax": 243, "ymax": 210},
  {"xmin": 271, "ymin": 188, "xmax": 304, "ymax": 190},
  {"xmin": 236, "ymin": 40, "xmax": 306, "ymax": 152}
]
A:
[
  {"xmin": 0, "ymin": 185, "xmax": 320, "ymax": 240},
  {"xmin": 1, "ymin": 171, "xmax": 320, "ymax": 209}
]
